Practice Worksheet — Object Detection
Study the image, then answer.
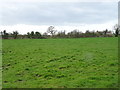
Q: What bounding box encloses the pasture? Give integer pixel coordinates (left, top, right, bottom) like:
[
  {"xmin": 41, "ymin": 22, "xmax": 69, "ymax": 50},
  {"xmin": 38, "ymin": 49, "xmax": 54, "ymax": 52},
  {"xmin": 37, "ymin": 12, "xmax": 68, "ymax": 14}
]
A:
[{"xmin": 2, "ymin": 37, "xmax": 118, "ymax": 88}]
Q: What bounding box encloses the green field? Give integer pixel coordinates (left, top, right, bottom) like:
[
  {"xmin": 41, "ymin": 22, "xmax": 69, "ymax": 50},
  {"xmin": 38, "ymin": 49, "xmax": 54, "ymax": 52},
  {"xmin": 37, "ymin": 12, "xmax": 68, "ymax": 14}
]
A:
[{"xmin": 2, "ymin": 37, "xmax": 118, "ymax": 88}]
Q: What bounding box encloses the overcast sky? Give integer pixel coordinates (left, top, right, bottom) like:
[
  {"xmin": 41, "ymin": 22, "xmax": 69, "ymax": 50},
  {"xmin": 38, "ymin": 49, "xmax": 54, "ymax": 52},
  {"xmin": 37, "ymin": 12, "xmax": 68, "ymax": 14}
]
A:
[{"xmin": 0, "ymin": 0, "xmax": 119, "ymax": 34}]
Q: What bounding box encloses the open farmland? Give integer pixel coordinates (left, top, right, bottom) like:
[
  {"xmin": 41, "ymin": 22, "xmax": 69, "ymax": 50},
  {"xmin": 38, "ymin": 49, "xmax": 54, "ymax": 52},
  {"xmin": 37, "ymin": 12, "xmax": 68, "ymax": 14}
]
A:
[{"xmin": 2, "ymin": 37, "xmax": 118, "ymax": 88}]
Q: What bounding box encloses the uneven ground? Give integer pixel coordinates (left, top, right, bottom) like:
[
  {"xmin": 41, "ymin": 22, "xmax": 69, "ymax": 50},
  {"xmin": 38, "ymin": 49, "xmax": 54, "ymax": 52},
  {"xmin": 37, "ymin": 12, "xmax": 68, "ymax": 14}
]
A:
[{"xmin": 2, "ymin": 37, "xmax": 118, "ymax": 88}]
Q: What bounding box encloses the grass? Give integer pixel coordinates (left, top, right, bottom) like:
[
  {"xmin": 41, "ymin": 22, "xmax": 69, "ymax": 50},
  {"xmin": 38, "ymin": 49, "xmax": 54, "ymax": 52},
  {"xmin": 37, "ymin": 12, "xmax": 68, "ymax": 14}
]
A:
[{"xmin": 2, "ymin": 37, "xmax": 118, "ymax": 88}]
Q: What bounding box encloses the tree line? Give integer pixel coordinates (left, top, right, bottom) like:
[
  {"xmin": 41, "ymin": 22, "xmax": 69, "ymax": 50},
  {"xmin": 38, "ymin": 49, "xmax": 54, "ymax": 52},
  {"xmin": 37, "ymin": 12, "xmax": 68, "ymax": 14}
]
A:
[{"xmin": 0, "ymin": 24, "xmax": 119, "ymax": 39}]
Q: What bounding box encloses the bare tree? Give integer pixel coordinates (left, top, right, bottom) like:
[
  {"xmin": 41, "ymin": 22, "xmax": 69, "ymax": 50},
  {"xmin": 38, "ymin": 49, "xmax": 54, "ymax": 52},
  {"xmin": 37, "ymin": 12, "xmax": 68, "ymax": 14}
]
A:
[{"xmin": 47, "ymin": 26, "xmax": 57, "ymax": 37}]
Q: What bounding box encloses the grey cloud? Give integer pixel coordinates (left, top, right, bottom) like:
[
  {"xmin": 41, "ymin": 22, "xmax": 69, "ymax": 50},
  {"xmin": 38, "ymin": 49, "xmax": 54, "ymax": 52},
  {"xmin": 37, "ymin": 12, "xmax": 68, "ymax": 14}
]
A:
[{"xmin": 0, "ymin": 2, "xmax": 117, "ymax": 25}]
